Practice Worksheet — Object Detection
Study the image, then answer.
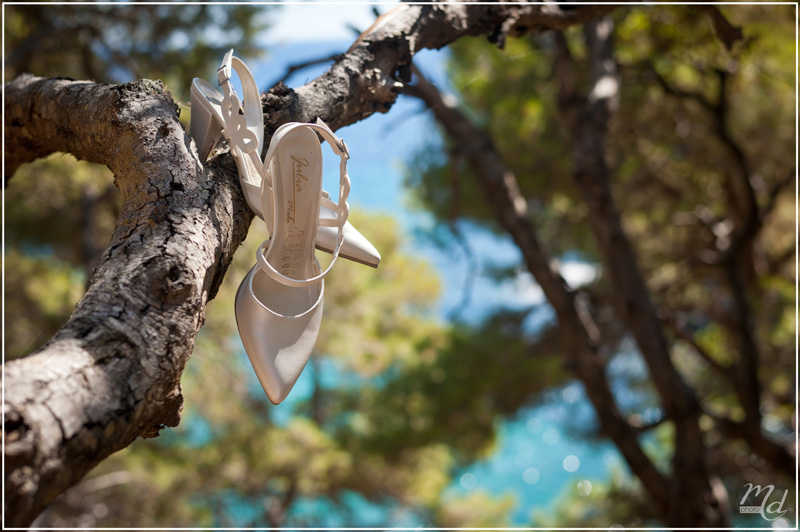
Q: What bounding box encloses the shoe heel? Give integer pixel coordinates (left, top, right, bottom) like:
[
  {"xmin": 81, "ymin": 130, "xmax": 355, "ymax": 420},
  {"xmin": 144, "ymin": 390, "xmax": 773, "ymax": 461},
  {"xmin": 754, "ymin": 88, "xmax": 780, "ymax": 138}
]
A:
[{"xmin": 189, "ymin": 99, "xmax": 223, "ymax": 160}]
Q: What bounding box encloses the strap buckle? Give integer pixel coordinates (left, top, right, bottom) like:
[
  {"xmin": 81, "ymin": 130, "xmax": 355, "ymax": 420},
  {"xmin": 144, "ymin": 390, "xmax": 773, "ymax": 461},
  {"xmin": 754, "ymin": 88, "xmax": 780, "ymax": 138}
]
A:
[
  {"xmin": 217, "ymin": 65, "xmax": 231, "ymax": 86},
  {"xmin": 314, "ymin": 117, "xmax": 349, "ymax": 159},
  {"xmin": 337, "ymin": 138, "xmax": 350, "ymax": 159}
]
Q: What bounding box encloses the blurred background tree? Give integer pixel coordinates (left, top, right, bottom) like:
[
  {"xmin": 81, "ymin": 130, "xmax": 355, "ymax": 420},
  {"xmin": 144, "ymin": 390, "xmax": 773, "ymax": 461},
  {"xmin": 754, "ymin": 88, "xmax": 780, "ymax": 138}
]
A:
[
  {"xmin": 404, "ymin": 3, "xmax": 795, "ymax": 527},
  {"xmin": 4, "ymin": 4, "xmax": 268, "ymax": 96},
  {"xmin": 4, "ymin": 3, "xmax": 796, "ymax": 528}
]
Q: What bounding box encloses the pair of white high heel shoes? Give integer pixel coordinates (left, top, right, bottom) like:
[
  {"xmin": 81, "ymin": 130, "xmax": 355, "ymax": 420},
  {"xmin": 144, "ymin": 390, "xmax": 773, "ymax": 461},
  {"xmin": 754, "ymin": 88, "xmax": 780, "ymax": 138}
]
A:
[{"xmin": 190, "ymin": 50, "xmax": 380, "ymax": 404}]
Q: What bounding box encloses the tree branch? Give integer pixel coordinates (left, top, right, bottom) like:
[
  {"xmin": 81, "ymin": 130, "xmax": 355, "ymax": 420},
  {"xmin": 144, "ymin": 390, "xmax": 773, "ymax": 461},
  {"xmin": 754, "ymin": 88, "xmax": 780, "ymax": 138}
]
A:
[
  {"xmin": 556, "ymin": 23, "xmax": 701, "ymax": 423},
  {"xmin": 697, "ymin": 5, "xmax": 744, "ymax": 51},
  {"xmin": 260, "ymin": 3, "xmax": 617, "ymax": 130},
  {"xmin": 664, "ymin": 314, "xmax": 732, "ymax": 381},
  {"xmin": 642, "ymin": 57, "xmax": 784, "ymax": 459},
  {"xmin": 404, "ymin": 65, "xmax": 672, "ymax": 518},
  {"xmin": 555, "ymin": 21, "xmax": 730, "ymax": 526},
  {"xmin": 272, "ymin": 53, "xmax": 344, "ymax": 86},
  {"xmin": 640, "ymin": 62, "xmax": 716, "ymax": 113},
  {"xmin": 3, "ymin": 74, "xmax": 252, "ymax": 526},
  {"xmin": 706, "ymin": 66, "xmax": 768, "ymax": 452},
  {"xmin": 712, "ymin": 415, "xmax": 796, "ymax": 475}
]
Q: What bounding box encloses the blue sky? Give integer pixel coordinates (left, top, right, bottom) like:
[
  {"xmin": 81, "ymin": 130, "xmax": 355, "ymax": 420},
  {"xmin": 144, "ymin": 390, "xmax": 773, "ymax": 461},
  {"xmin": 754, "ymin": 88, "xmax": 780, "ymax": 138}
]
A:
[{"xmin": 257, "ymin": 3, "xmax": 392, "ymax": 45}]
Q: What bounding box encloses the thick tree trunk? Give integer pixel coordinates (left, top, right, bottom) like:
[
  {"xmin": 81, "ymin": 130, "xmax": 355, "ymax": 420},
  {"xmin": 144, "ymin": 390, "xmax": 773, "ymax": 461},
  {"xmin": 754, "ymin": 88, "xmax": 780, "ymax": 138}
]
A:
[
  {"xmin": 3, "ymin": 3, "xmax": 616, "ymax": 526},
  {"xmin": 556, "ymin": 19, "xmax": 730, "ymax": 526}
]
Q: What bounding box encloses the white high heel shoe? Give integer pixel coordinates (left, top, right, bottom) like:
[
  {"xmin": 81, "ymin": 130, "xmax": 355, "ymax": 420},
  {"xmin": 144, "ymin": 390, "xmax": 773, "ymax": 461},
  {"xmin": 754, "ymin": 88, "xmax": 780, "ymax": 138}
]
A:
[
  {"xmin": 190, "ymin": 50, "xmax": 380, "ymax": 268},
  {"xmin": 235, "ymin": 121, "xmax": 349, "ymax": 404}
]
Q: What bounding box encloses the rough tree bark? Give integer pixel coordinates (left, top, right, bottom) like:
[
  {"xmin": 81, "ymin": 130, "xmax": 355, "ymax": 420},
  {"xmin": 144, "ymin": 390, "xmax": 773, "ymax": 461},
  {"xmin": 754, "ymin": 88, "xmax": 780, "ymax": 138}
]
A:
[
  {"xmin": 2, "ymin": 3, "xmax": 616, "ymax": 526},
  {"xmin": 3, "ymin": 76, "xmax": 253, "ymax": 527}
]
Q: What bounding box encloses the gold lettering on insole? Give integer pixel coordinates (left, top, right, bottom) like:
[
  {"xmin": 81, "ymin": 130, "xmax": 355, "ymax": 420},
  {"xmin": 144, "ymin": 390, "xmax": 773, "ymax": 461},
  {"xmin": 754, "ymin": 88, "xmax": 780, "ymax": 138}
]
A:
[
  {"xmin": 281, "ymin": 154, "xmax": 310, "ymax": 276},
  {"xmin": 286, "ymin": 155, "xmax": 309, "ymax": 225}
]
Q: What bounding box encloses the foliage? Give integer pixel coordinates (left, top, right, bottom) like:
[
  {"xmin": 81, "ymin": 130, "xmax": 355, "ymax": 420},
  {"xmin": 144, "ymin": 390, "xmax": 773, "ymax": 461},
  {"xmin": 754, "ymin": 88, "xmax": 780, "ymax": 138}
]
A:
[
  {"xmin": 532, "ymin": 472, "xmax": 657, "ymax": 528},
  {"xmin": 4, "ymin": 155, "xmax": 116, "ymax": 359},
  {"xmin": 4, "ymin": 3, "xmax": 795, "ymax": 528},
  {"xmin": 407, "ymin": 3, "xmax": 795, "ymax": 525},
  {"xmin": 4, "ymin": 4, "xmax": 271, "ymax": 98},
  {"xmin": 4, "ymin": 247, "xmax": 85, "ymax": 359}
]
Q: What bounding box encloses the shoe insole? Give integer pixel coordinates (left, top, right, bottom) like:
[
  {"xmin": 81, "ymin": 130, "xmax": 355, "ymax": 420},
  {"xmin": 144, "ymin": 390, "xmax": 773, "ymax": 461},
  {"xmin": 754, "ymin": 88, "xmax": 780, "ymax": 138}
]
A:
[{"xmin": 256, "ymin": 126, "xmax": 322, "ymax": 316}]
